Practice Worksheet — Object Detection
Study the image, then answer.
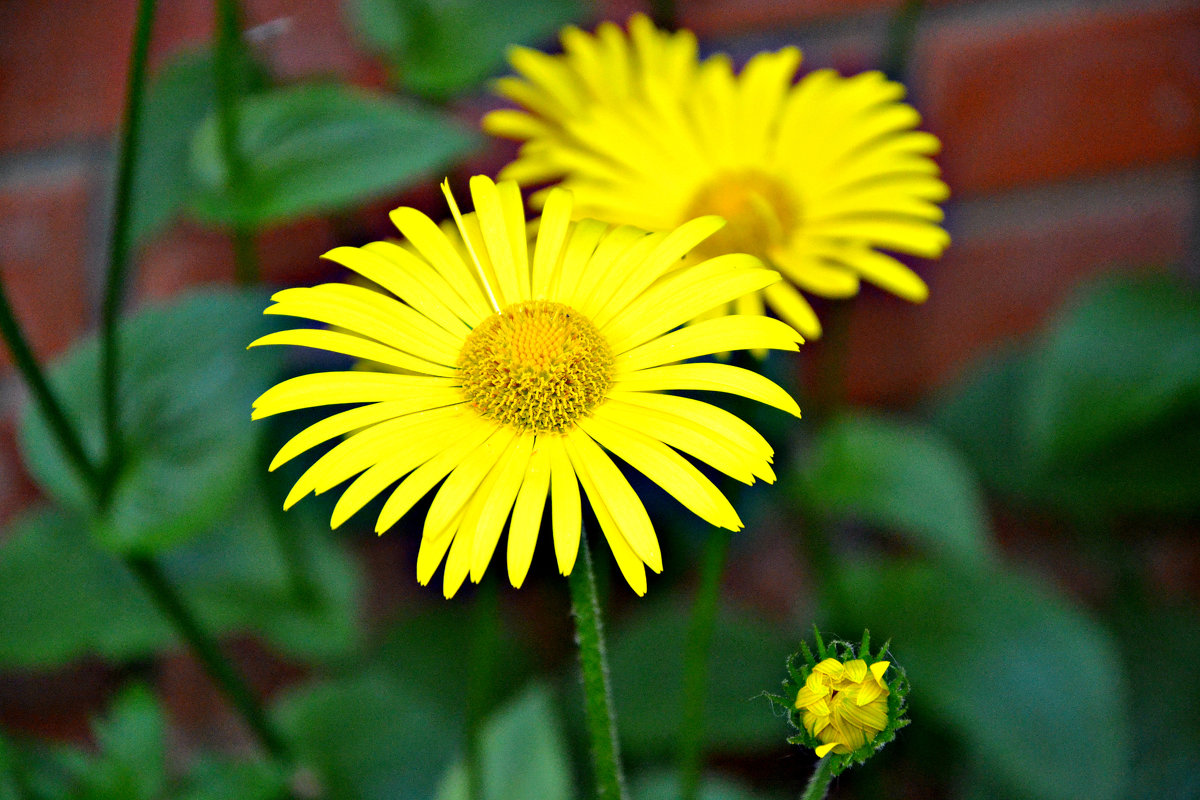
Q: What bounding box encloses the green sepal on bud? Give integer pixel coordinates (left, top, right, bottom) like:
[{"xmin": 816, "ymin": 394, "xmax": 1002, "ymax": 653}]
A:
[{"xmin": 767, "ymin": 627, "xmax": 910, "ymax": 777}]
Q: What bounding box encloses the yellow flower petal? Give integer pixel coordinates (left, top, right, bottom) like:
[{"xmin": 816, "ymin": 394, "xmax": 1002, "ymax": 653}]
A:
[
  {"xmin": 249, "ymin": 329, "xmax": 456, "ymax": 377},
  {"xmin": 507, "ymin": 439, "xmax": 551, "ymax": 588},
  {"xmin": 546, "ymin": 436, "xmax": 582, "ymax": 576},
  {"xmin": 578, "ymin": 413, "xmax": 742, "ymax": 530},
  {"xmin": 615, "ymin": 363, "xmax": 800, "ymax": 417},
  {"xmin": 563, "ymin": 428, "xmax": 662, "ymax": 574},
  {"xmin": 615, "ymin": 314, "xmax": 801, "ymax": 372},
  {"xmin": 470, "ymin": 434, "xmax": 535, "ymax": 583}
]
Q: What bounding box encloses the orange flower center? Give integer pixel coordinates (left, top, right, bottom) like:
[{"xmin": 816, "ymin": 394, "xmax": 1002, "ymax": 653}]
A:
[
  {"xmin": 458, "ymin": 300, "xmax": 613, "ymax": 434},
  {"xmin": 683, "ymin": 171, "xmax": 798, "ymax": 260}
]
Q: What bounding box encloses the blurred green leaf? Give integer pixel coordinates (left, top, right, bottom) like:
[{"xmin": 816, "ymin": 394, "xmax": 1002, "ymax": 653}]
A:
[
  {"xmin": 1027, "ymin": 273, "xmax": 1200, "ymax": 458},
  {"xmin": 18, "ymin": 289, "xmax": 286, "ymax": 554},
  {"xmin": 435, "ymin": 683, "xmax": 572, "ymax": 800},
  {"xmin": 0, "ymin": 488, "xmax": 362, "ymax": 668},
  {"xmin": 797, "ymin": 412, "xmax": 997, "ymax": 568},
  {"xmin": 0, "ymin": 507, "xmax": 170, "ymax": 666},
  {"xmin": 82, "ymin": 685, "xmax": 167, "ymax": 800},
  {"xmin": 131, "ymin": 47, "xmax": 267, "ymax": 246},
  {"xmin": 931, "ymin": 346, "xmax": 1034, "ymax": 502},
  {"xmin": 1112, "ymin": 604, "xmax": 1200, "ymax": 800},
  {"xmin": 833, "ymin": 561, "xmax": 1130, "ymax": 800},
  {"xmin": 190, "ymin": 84, "xmax": 476, "ymax": 228},
  {"xmin": 0, "ymin": 731, "xmax": 21, "ymax": 800},
  {"xmin": 175, "ymin": 758, "xmax": 289, "ymax": 800},
  {"xmin": 372, "ymin": 601, "xmax": 532, "ymax": 709},
  {"xmin": 607, "ymin": 603, "xmax": 790, "ymax": 758},
  {"xmin": 349, "ymin": 0, "xmax": 583, "ymax": 100},
  {"xmin": 630, "ymin": 772, "xmax": 771, "ymax": 800},
  {"xmin": 275, "ymin": 669, "xmax": 461, "ymax": 800},
  {"xmin": 934, "ymin": 273, "xmax": 1200, "ymax": 518},
  {"xmin": 162, "ymin": 483, "xmax": 364, "ymax": 663}
]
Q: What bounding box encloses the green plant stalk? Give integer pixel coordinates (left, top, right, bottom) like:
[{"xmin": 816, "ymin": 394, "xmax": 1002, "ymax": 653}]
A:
[
  {"xmin": 214, "ymin": 0, "xmax": 260, "ymax": 285},
  {"xmin": 649, "ymin": 0, "xmax": 677, "ymax": 30},
  {"xmin": 0, "ymin": 279, "xmax": 102, "ymax": 492},
  {"xmin": 257, "ymin": 435, "xmax": 320, "ymax": 607},
  {"xmin": 812, "ymin": 300, "xmax": 853, "ymax": 419},
  {"xmin": 677, "ymin": 530, "xmax": 732, "ymax": 800},
  {"xmin": 799, "ymin": 756, "xmax": 835, "ymax": 800},
  {"xmin": 100, "ymin": 0, "xmax": 159, "ymax": 504},
  {"xmin": 125, "ymin": 554, "xmax": 291, "ymax": 762},
  {"xmin": 465, "ymin": 578, "xmax": 500, "ymax": 800},
  {"xmin": 881, "ymin": 0, "xmax": 927, "ymax": 82},
  {"xmin": 230, "ymin": 227, "xmax": 260, "ymax": 286},
  {"xmin": 568, "ymin": 529, "xmax": 628, "ymax": 800}
]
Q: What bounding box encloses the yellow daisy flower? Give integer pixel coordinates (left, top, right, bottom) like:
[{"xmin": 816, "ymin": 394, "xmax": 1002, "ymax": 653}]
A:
[
  {"xmin": 484, "ymin": 14, "xmax": 950, "ymax": 338},
  {"xmin": 794, "ymin": 657, "xmax": 891, "ymax": 758},
  {"xmin": 250, "ymin": 175, "xmax": 801, "ymax": 598}
]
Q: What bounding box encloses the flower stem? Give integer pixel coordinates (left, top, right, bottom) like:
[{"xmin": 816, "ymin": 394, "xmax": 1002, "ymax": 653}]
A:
[
  {"xmin": 799, "ymin": 756, "xmax": 835, "ymax": 800},
  {"xmin": 214, "ymin": 0, "xmax": 260, "ymax": 285},
  {"xmin": 258, "ymin": 436, "xmax": 320, "ymax": 607},
  {"xmin": 649, "ymin": 0, "xmax": 677, "ymax": 30},
  {"xmin": 125, "ymin": 554, "xmax": 291, "ymax": 762},
  {"xmin": 881, "ymin": 0, "xmax": 927, "ymax": 82},
  {"xmin": 100, "ymin": 0, "xmax": 158, "ymax": 504},
  {"xmin": 466, "ymin": 578, "xmax": 500, "ymax": 800},
  {"xmin": 0, "ymin": 278, "xmax": 102, "ymax": 493},
  {"xmin": 568, "ymin": 529, "xmax": 628, "ymax": 800},
  {"xmin": 677, "ymin": 530, "xmax": 731, "ymax": 800}
]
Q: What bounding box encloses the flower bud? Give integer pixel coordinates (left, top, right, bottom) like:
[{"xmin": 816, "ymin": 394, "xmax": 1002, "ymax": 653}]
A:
[{"xmin": 770, "ymin": 628, "xmax": 909, "ymax": 775}]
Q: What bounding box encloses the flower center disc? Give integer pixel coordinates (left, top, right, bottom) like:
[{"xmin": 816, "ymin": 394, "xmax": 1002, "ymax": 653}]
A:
[
  {"xmin": 458, "ymin": 300, "xmax": 613, "ymax": 434},
  {"xmin": 684, "ymin": 171, "xmax": 798, "ymax": 260}
]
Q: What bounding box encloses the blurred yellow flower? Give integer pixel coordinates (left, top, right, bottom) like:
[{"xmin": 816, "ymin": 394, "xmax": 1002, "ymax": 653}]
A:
[
  {"xmin": 485, "ymin": 14, "xmax": 950, "ymax": 339},
  {"xmin": 250, "ymin": 175, "xmax": 801, "ymax": 598},
  {"xmin": 794, "ymin": 657, "xmax": 891, "ymax": 758}
]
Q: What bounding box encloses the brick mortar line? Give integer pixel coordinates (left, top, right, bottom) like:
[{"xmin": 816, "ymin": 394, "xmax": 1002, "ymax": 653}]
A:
[
  {"xmin": 920, "ymin": 0, "xmax": 1198, "ymax": 36},
  {"xmin": 947, "ymin": 160, "xmax": 1196, "ymax": 240}
]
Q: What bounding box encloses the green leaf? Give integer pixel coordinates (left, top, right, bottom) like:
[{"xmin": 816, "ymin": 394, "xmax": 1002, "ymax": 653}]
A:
[
  {"xmin": 190, "ymin": 84, "xmax": 476, "ymax": 228},
  {"xmin": 1023, "ymin": 273, "xmax": 1200, "ymax": 516},
  {"xmin": 130, "ymin": 47, "xmax": 267, "ymax": 246},
  {"xmin": 435, "ymin": 683, "xmax": 572, "ymax": 800},
  {"xmin": 1111, "ymin": 604, "xmax": 1200, "ymax": 800},
  {"xmin": 77, "ymin": 685, "xmax": 167, "ymax": 800},
  {"xmin": 161, "ymin": 483, "xmax": 364, "ymax": 663},
  {"xmin": 349, "ymin": 0, "xmax": 584, "ymax": 100},
  {"xmin": 934, "ymin": 274, "xmax": 1200, "ymax": 518},
  {"xmin": 797, "ymin": 412, "xmax": 997, "ymax": 568},
  {"xmin": 372, "ymin": 601, "xmax": 532, "ymax": 709},
  {"xmin": 18, "ymin": 289, "xmax": 287, "ymax": 554},
  {"xmin": 0, "ymin": 731, "xmax": 21, "ymax": 800},
  {"xmin": 1026, "ymin": 273, "xmax": 1200, "ymax": 459},
  {"xmin": 606, "ymin": 603, "xmax": 791, "ymax": 758},
  {"xmin": 175, "ymin": 758, "xmax": 289, "ymax": 800},
  {"xmin": 630, "ymin": 772, "xmax": 770, "ymax": 800},
  {"xmin": 833, "ymin": 561, "xmax": 1131, "ymax": 800},
  {"xmin": 930, "ymin": 346, "xmax": 1036, "ymax": 503},
  {"xmin": 275, "ymin": 669, "xmax": 461, "ymax": 800},
  {"xmin": 0, "ymin": 490, "xmax": 362, "ymax": 668},
  {"xmin": 0, "ymin": 507, "xmax": 170, "ymax": 667}
]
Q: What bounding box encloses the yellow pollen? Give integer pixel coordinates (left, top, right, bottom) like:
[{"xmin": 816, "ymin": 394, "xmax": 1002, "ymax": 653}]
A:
[
  {"xmin": 458, "ymin": 300, "xmax": 613, "ymax": 434},
  {"xmin": 683, "ymin": 171, "xmax": 798, "ymax": 260}
]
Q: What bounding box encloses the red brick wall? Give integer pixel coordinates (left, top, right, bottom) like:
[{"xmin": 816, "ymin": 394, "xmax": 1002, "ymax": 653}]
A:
[{"xmin": 1, "ymin": 0, "xmax": 1198, "ymax": 523}]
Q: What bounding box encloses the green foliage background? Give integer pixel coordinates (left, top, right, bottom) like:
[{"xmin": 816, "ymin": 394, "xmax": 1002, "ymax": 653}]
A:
[{"xmin": 1, "ymin": 1, "xmax": 1197, "ymax": 799}]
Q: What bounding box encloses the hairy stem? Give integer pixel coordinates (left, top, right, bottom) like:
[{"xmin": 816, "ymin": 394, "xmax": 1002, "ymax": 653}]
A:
[
  {"xmin": 799, "ymin": 756, "xmax": 835, "ymax": 800},
  {"xmin": 569, "ymin": 530, "xmax": 628, "ymax": 800}
]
